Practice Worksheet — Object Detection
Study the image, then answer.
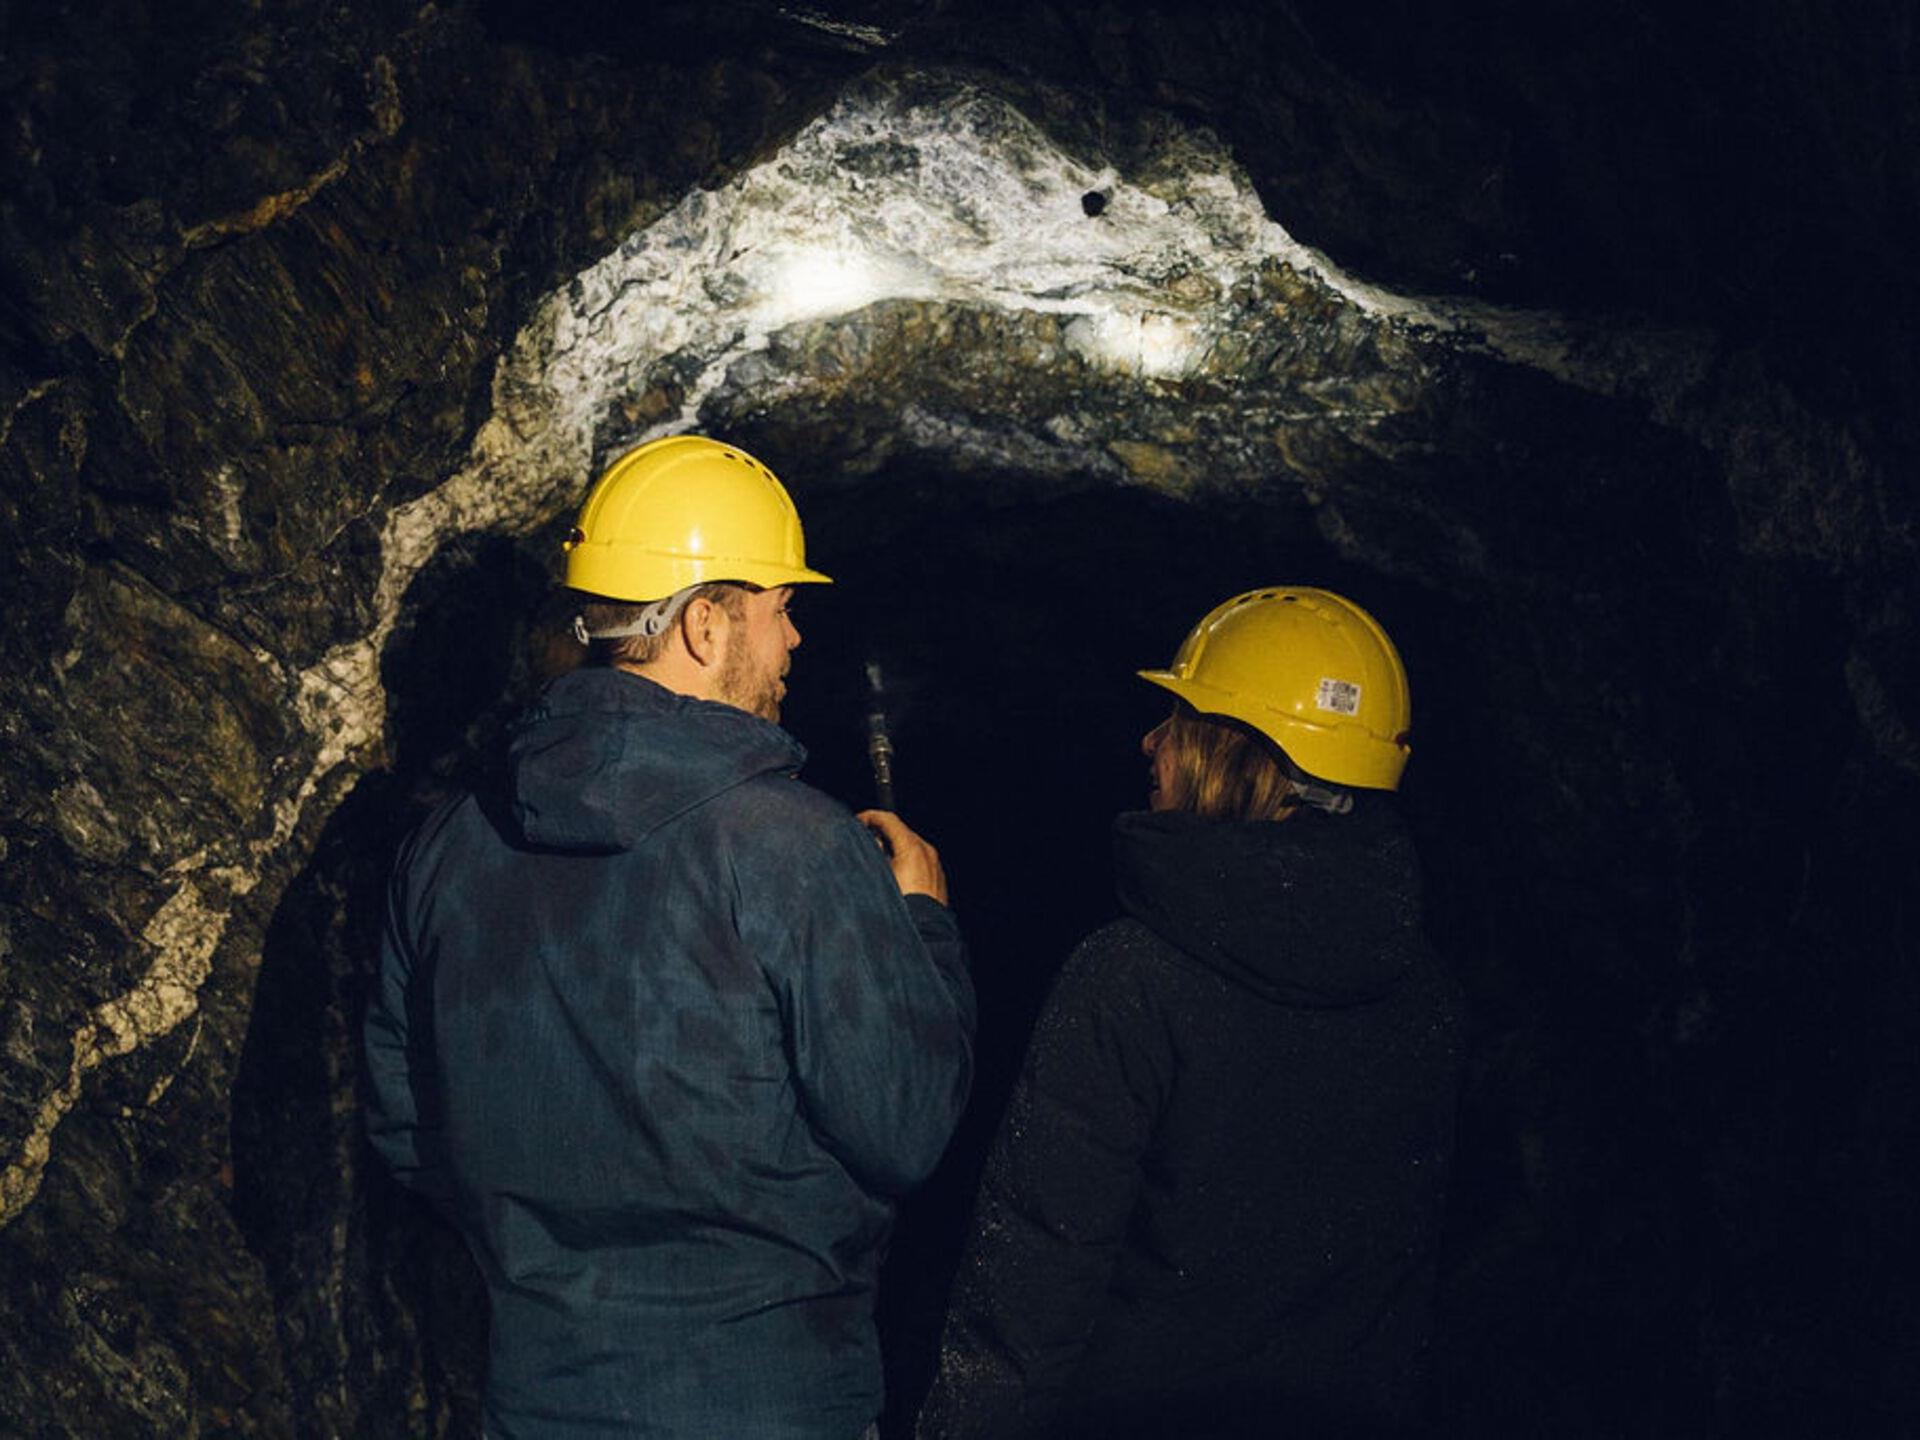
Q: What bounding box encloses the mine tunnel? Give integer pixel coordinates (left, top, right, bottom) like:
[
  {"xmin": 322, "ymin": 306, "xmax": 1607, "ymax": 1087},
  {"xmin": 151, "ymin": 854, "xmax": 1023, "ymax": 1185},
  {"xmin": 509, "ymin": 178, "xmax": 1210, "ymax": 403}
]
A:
[{"xmin": 3, "ymin": 0, "xmax": 1918, "ymax": 1436}]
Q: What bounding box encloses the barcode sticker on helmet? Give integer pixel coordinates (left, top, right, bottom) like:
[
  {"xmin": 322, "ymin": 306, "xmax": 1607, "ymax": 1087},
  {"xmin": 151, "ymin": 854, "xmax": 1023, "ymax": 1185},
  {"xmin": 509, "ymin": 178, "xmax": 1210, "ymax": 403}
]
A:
[{"xmin": 1316, "ymin": 678, "xmax": 1361, "ymax": 715}]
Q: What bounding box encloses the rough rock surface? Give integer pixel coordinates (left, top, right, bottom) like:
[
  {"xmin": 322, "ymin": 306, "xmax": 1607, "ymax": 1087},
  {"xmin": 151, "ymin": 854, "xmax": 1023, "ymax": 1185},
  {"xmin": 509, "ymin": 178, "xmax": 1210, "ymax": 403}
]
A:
[
  {"xmin": 1, "ymin": 2, "xmax": 872, "ymax": 1433},
  {"xmin": 2, "ymin": 1, "xmax": 1915, "ymax": 1436}
]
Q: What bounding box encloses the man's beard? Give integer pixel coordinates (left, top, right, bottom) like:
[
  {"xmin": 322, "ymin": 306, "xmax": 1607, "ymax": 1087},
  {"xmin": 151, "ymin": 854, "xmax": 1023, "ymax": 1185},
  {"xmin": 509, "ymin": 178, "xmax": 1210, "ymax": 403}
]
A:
[{"xmin": 716, "ymin": 640, "xmax": 783, "ymax": 722}]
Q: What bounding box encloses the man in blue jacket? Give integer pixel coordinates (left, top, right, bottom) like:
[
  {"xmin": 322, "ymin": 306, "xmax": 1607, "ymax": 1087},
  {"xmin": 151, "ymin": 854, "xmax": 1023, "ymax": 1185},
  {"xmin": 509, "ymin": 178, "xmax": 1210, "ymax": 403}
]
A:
[{"xmin": 365, "ymin": 435, "xmax": 975, "ymax": 1439}]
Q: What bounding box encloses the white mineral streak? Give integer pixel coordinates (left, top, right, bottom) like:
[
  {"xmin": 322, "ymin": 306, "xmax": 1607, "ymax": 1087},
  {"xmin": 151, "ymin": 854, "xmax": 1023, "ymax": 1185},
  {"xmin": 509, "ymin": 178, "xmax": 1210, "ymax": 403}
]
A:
[
  {"xmin": 0, "ymin": 377, "xmax": 61, "ymax": 453},
  {"xmin": 142, "ymin": 1016, "xmax": 202, "ymax": 1109},
  {"xmin": 0, "ymin": 881, "xmax": 235, "ymax": 1225},
  {"xmin": 210, "ymin": 462, "xmax": 248, "ymax": 560},
  {"xmin": 524, "ymin": 74, "xmax": 1700, "ymax": 431},
  {"xmin": 3, "ymin": 72, "xmax": 1706, "ymax": 1225},
  {"xmin": 775, "ymin": 6, "xmax": 898, "ymax": 49}
]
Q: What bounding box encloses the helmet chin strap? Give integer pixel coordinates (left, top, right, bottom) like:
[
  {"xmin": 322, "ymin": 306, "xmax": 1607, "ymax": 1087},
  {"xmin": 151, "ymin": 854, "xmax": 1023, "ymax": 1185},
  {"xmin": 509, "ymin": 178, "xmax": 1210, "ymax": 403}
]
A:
[
  {"xmin": 1287, "ymin": 779, "xmax": 1355, "ymax": 815},
  {"xmin": 571, "ymin": 585, "xmax": 701, "ymax": 645}
]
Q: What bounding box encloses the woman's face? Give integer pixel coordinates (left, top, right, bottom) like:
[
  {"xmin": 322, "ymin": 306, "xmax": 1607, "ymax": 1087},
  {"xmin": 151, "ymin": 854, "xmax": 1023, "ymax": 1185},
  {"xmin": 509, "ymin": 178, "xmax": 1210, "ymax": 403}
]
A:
[{"xmin": 1141, "ymin": 712, "xmax": 1181, "ymax": 811}]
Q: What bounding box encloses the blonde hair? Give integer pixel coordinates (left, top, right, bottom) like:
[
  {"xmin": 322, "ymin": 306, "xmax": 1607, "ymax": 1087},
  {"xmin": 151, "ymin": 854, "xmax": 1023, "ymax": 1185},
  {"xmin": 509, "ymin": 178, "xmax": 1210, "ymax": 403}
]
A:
[{"xmin": 1158, "ymin": 706, "xmax": 1302, "ymax": 822}]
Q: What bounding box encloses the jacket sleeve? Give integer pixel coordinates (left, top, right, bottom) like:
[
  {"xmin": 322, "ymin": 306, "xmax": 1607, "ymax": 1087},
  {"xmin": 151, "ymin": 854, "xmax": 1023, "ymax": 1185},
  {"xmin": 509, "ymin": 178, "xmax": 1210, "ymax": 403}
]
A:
[
  {"xmin": 918, "ymin": 930, "xmax": 1174, "ymax": 1440},
  {"xmin": 750, "ymin": 807, "xmax": 976, "ymax": 1197},
  {"xmin": 362, "ymin": 840, "xmax": 453, "ymax": 1210}
]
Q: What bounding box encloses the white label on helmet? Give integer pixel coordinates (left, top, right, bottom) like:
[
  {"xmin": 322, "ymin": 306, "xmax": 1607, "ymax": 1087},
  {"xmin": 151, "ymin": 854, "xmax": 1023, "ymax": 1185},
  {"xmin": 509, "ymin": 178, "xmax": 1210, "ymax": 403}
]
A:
[{"xmin": 1316, "ymin": 678, "xmax": 1362, "ymax": 716}]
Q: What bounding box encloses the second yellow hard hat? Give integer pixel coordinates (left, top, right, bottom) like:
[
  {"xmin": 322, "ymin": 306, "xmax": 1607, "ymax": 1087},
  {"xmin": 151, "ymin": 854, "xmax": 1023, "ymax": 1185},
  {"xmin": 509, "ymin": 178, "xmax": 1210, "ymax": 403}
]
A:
[{"xmin": 1140, "ymin": 587, "xmax": 1412, "ymax": 790}]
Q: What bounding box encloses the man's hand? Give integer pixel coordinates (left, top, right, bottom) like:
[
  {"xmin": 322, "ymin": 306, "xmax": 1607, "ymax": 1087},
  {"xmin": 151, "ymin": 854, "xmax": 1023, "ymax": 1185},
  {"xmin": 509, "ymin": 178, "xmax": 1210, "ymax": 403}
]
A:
[{"xmin": 857, "ymin": 809, "xmax": 949, "ymax": 905}]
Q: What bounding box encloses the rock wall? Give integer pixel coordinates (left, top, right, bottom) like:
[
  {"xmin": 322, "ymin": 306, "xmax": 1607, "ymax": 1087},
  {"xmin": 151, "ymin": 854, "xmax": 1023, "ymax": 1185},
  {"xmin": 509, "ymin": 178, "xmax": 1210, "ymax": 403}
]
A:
[
  {"xmin": 2, "ymin": 1, "xmax": 1915, "ymax": 1435},
  {"xmin": 0, "ymin": 3, "xmax": 869, "ymax": 1432}
]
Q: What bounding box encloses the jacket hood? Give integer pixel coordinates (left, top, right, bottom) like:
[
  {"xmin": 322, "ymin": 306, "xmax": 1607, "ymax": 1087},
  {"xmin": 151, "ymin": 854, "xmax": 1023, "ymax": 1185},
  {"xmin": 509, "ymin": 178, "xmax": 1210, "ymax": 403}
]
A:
[
  {"xmin": 1113, "ymin": 798, "xmax": 1425, "ymax": 1008},
  {"xmin": 507, "ymin": 667, "xmax": 805, "ymax": 851}
]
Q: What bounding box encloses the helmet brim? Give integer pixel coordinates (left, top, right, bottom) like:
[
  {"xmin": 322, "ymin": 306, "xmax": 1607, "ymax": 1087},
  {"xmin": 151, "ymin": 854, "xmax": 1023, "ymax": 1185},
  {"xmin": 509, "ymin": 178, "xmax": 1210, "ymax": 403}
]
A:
[{"xmin": 1137, "ymin": 668, "xmax": 1407, "ymax": 791}]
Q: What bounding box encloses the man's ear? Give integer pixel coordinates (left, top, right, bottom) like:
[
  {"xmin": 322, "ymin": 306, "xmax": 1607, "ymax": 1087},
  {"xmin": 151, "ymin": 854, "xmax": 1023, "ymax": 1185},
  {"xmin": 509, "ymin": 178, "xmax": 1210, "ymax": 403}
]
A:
[{"xmin": 679, "ymin": 593, "xmax": 729, "ymax": 668}]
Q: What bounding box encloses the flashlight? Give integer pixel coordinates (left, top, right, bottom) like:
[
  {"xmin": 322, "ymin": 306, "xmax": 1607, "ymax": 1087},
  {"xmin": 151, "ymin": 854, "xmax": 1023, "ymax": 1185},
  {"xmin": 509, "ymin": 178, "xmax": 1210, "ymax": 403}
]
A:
[{"xmin": 864, "ymin": 659, "xmax": 896, "ymax": 812}]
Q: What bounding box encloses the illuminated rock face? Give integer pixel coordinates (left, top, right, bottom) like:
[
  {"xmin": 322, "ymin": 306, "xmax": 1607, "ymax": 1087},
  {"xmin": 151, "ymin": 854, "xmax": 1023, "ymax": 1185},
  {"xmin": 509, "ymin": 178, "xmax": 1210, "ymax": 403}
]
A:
[{"xmin": 2, "ymin": 2, "xmax": 1917, "ymax": 1436}]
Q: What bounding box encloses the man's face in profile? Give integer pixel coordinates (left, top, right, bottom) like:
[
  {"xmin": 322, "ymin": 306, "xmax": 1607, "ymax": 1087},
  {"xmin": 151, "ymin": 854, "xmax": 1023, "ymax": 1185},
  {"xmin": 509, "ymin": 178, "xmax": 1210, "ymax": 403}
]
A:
[{"xmin": 716, "ymin": 585, "xmax": 800, "ymax": 722}]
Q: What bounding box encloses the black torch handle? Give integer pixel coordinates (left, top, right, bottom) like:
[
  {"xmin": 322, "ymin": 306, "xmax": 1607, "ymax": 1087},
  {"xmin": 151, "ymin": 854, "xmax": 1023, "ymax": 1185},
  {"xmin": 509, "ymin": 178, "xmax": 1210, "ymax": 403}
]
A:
[
  {"xmin": 866, "ymin": 711, "xmax": 896, "ymax": 812},
  {"xmin": 864, "ymin": 659, "xmax": 896, "ymax": 811}
]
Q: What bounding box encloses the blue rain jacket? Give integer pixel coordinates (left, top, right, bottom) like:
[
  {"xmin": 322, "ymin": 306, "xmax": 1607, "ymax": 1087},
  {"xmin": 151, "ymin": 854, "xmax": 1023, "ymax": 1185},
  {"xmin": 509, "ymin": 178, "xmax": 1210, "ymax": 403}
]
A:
[{"xmin": 365, "ymin": 667, "xmax": 974, "ymax": 1439}]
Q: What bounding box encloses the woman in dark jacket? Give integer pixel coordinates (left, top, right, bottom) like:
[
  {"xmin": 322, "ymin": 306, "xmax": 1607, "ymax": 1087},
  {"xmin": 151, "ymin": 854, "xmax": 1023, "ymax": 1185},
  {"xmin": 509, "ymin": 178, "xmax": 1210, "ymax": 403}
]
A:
[{"xmin": 918, "ymin": 587, "xmax": 1463, "ymax": 1440}]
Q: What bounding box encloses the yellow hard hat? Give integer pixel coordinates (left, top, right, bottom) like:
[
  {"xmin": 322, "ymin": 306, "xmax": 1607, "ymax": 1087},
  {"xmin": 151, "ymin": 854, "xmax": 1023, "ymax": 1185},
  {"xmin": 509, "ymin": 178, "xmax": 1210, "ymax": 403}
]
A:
[
  {"xmin": 562, "ymin": 435, "xmax": 833, "ymax": 601},
  {"xmin": 1139, "ymin": 587, "xmax": 1412, "ymax": 790}
]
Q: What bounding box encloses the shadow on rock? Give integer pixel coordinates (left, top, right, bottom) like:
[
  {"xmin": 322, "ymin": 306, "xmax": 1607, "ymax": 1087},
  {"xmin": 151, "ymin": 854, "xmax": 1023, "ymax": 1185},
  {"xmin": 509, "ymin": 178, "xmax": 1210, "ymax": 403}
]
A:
[{"xmin": 229, "ymin": 531, "xmax": 565, "ymax": 1438}]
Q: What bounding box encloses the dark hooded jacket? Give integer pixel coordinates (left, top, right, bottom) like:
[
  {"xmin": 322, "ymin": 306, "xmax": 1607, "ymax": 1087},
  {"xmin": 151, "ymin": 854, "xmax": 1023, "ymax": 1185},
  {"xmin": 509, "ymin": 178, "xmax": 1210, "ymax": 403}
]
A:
[
  {"xmin": 364, "ymin": 667, "xmax": 974, "ymax": 1440},
  {"xmin": 918, "ymin": 799, "xmax": 1460, "ymax": 1440}
]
